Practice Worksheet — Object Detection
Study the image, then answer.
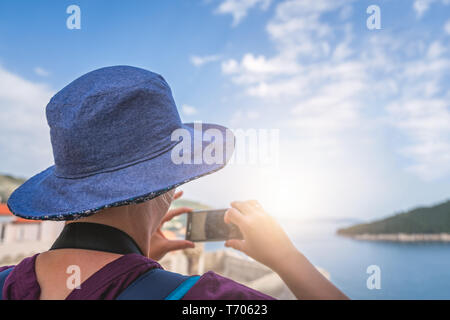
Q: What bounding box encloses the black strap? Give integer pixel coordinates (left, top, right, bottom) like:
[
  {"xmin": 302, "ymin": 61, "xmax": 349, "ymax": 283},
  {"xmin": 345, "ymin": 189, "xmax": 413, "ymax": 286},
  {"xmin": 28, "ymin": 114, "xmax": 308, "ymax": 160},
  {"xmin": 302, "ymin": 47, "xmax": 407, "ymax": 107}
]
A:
[{"xmin": 50, "ymin": 222, "xmax": 144, "ymax": 255}]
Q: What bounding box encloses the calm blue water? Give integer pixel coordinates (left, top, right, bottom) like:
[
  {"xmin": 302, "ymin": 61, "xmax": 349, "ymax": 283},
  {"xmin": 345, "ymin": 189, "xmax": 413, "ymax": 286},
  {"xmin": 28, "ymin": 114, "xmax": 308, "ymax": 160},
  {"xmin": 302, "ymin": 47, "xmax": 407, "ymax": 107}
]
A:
[{"xmin": 205, "ymin": 221, "xmax": 450, "ymax": 299}]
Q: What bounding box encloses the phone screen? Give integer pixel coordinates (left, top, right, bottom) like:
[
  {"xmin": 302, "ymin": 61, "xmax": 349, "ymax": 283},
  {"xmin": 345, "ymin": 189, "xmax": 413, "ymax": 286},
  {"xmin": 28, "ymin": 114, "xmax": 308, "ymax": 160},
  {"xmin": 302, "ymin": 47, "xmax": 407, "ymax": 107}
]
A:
[{"xmin": 186, "ymin": 209, "xmax": 244, "ymax": 242}]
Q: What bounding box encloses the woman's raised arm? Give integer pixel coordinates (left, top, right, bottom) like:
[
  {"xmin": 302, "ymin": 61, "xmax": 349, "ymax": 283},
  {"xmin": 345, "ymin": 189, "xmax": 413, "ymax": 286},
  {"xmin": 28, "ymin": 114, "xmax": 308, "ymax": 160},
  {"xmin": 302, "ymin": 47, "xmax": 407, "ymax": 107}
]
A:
[{"xmin": 224, "ymin": 200, "xmax": 349, "ymax": 300}]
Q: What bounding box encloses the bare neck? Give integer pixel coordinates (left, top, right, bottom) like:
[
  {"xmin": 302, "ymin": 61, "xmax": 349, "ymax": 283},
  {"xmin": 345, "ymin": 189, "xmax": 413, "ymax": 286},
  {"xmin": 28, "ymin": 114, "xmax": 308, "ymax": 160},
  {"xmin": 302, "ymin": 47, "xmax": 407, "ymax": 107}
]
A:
[{"xmin": 67, "ymin": 204, "xmax": 157, "ymax": 257}]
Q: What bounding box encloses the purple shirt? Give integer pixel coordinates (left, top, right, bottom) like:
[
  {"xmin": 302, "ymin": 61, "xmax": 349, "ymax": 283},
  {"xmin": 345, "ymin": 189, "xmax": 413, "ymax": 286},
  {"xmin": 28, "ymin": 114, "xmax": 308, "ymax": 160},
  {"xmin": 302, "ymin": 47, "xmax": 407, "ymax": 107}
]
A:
[{"xmin": 0, "ymin": 253, "xmax": 274, "ymax": 300}]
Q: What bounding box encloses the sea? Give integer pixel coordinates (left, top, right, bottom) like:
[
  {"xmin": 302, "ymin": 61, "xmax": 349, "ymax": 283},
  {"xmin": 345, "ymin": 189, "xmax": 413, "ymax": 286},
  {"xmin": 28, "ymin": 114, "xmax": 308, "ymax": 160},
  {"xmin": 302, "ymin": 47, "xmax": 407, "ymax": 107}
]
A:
[{"xmin": 205, "ymin": 220, "xmax": 450, "ymax": 300}]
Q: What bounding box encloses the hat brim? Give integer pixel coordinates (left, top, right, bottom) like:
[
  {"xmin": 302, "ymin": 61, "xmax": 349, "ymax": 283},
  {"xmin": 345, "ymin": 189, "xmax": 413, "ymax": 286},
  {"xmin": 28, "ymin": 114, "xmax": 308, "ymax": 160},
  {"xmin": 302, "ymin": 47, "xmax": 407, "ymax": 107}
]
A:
[{"xmin": 7, "ymin": 123, "xmax": 234, "ymax": 221}]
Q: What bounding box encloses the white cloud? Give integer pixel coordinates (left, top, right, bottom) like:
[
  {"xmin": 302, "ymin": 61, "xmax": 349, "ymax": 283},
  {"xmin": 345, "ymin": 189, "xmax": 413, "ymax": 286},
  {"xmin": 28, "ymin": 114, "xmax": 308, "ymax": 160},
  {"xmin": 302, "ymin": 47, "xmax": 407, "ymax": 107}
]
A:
[
  {"xmin": 216, "ymin": 0, "xmax": 272, "ymax": 26},
  {"xmin": 222, "ymin": 0, "xmax": 363, "ymax": 133},
  {"xmin": 221, "ymin": 53, "xmax": 301, "ymax": 91},
  {"xmin": 388, "ymin": 99, "xmax": 450, "ymax": 180},
  {"xmin": 221, "ymin": 59, "xmax": 239, "ymax": 74},
  {"xmin": 189, "ymin": 0, "xmax": 450, "ymax": 219},
  {"xmin": 247, "ymin": 110, "xmax": 260, "ymax": 119},
  {"xmin": 413, "ymin": 0, "xmax": 450, "ymax": 18},
  {"xmin": 190, "ymin": 55, "xmax": 221, "ymax": 67},
  {"xmin": 182, "ymin": 104, "xmax": 198, "ymax": 116},
  {"xmin": 414, "ymin": 0, "xmax": 435, "ymax": 17},
  {"xmin": 339, "ymin": 5, "xmax": 353, "ymax": 20},
  {"xmin": 220, "ymin": 0, "xmax": 450, "ymax": 184},
  {"xmin": 427, "ymin": 41, "xmax": 446, "ymax": 59},
  {"xmin": 230, "ymin": 109, "xmax": 261, "ymax": 126},
  {"xmin": 34, "ymin": 67, "xmax": 50, "ymax": 77},
  {"xmin": 445, "ymin": 19, "xmax": 450, "ymax": 34},
  {"xmin": 383, "ymin": 45, "xmax": 450, "ymax": 179},
  {"xmin": 0, "ymin": 66, "xmax": 54, "ymax": 177}
]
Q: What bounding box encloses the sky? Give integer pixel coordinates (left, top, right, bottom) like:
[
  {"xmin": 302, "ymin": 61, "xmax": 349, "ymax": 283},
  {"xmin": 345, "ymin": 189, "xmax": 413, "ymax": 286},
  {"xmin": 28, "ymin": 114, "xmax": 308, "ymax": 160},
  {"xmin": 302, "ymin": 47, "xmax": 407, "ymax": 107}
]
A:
[{"xmin": 0, "ymin": 0, "xmax": 450, "ymax": 221}]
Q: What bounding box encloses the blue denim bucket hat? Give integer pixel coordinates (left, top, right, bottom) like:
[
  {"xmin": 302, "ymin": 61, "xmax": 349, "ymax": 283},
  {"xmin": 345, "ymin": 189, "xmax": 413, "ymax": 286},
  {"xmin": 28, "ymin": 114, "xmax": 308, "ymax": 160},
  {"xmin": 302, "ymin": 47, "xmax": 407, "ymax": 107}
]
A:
[{"xmin": 7, "ymin": 66, "xmax": 234, "ymax": 221}]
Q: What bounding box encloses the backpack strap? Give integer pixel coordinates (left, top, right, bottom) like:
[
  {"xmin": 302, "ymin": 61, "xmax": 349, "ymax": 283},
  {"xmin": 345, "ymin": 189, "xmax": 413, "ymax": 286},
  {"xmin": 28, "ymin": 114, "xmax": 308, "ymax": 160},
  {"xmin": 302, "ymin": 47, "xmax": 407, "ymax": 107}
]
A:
[
  {"xmin": 116, "ymin": 268, "xmax": 200, "ymax": 300},
  {"xmin": 0, "ymin": 268, "xmax": 14, "ymax": 300}
]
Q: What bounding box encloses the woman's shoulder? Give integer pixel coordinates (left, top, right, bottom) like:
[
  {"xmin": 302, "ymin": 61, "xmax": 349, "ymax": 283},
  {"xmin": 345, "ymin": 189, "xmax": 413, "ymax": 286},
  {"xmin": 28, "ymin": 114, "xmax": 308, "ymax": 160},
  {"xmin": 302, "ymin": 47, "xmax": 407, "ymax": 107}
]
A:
[
  {"xmin": 2, "ymin": 254, "xmax": 39, "ymax": 300},
  {"xmin": 183, "ymin": 271, "xmax": 275, "ymax": 300},
  {"xmin": 2, "ymin": 253, "xmax": 275, "ymax": 300},
  {"xmin": 0, "ymin": 265, "xmax": 15, "ymax": 273}
]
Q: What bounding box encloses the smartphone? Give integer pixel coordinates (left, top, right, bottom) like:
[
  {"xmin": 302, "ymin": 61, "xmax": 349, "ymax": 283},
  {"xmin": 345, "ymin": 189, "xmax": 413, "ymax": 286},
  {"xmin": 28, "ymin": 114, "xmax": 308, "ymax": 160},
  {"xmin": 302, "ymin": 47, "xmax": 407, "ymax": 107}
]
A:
[{"xmin": 185, "ymin": 209, "xmax": 244, "ymax": 242}]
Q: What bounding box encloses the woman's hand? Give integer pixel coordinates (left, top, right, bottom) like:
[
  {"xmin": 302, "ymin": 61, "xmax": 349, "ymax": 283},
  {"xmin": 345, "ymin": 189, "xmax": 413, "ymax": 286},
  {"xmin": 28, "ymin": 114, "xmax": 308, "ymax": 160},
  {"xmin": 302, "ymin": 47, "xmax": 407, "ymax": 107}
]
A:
[
  {"xmin": 149, "ymin": 191, "xmax": 195, "ymax": 261},
  {"xmin": 224, "ymin": 200, "xmax": 349, "ymax": 300},
  {"xmin": 224, "ymin": 200, "xmax": 297, "ymax": 271}
]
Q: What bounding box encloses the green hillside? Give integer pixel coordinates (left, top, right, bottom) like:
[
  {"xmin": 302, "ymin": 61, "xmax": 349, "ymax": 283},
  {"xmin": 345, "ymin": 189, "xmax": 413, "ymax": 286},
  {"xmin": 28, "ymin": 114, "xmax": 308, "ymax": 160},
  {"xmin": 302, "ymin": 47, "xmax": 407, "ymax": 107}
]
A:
[
  {"xmin": 338, "ymin": 200, "xmax": 450, "ymax": 235},
  {"xmin": 0, "ymin": 174, "xmax": 25, "ymax": 203},
  {"xmin": 172, "ymin": 198, "xmax": 212, "ymax": 211}
]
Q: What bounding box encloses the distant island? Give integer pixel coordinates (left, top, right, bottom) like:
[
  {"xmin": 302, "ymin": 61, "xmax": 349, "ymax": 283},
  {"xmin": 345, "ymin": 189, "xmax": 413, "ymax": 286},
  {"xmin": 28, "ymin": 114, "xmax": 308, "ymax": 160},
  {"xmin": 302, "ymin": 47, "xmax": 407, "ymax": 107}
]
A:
[
  {"xmin": 172, "ymin": 198, "xmax": 212, "ymax": 211},
  {"xmin": 337, "ymin": 200, "xmax": 450, "ymax": 242}
]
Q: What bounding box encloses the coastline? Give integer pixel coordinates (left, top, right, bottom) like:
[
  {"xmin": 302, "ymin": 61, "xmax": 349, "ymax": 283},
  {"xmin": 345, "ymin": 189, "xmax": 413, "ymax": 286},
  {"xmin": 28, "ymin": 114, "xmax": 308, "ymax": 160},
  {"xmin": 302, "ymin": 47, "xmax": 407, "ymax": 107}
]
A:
[{"xmin": 338, "ymin": 233, "xmax": 450, "ymax": 242}]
